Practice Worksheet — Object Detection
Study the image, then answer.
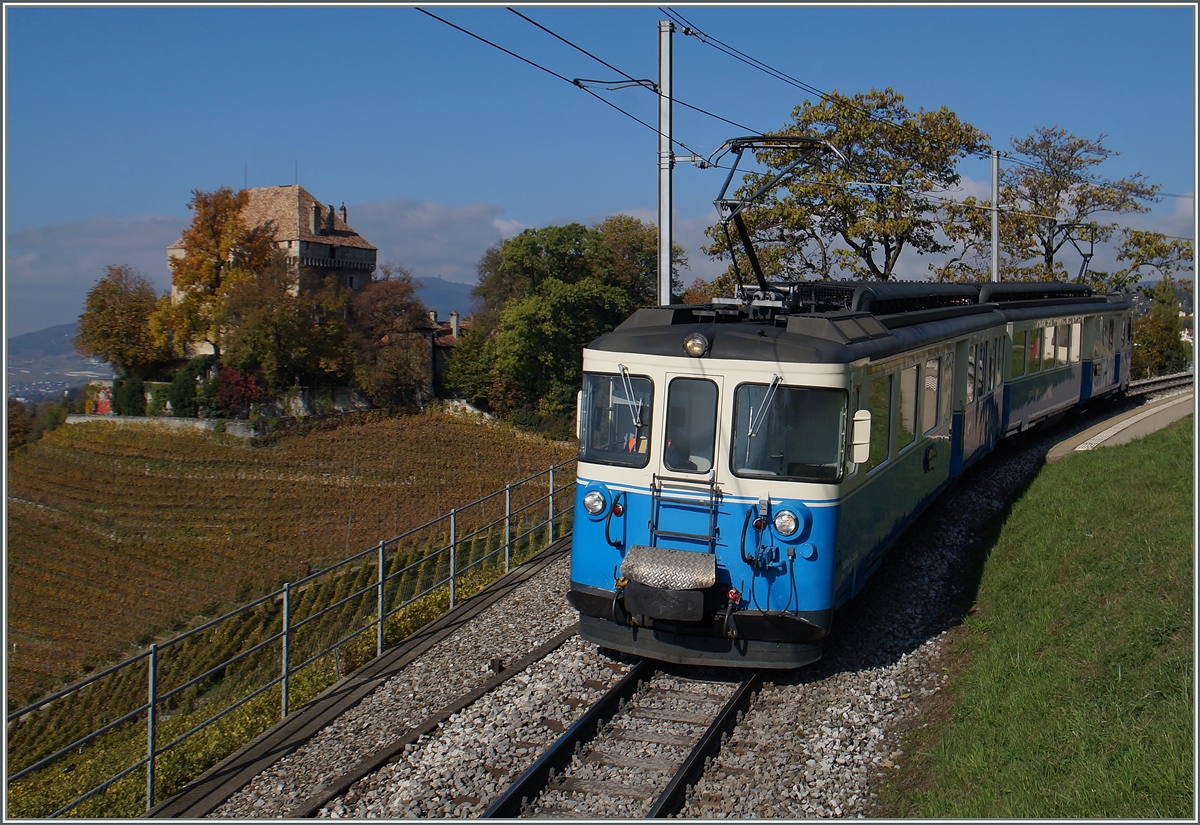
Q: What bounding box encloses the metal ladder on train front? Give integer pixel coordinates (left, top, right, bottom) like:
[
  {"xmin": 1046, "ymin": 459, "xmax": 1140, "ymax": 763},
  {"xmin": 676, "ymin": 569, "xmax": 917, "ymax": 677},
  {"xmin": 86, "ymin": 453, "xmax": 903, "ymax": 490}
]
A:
[{"xmin": 648, "ymin": 473, "xmax": 721, "ymax": 554}]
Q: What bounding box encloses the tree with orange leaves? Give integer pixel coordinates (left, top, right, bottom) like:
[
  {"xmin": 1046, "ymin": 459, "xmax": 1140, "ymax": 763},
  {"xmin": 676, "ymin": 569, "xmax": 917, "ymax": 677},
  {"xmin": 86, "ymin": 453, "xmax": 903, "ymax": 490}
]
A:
[{"xmin": 156, "ymin": 186, "xmax": 276, "ymax": 363}]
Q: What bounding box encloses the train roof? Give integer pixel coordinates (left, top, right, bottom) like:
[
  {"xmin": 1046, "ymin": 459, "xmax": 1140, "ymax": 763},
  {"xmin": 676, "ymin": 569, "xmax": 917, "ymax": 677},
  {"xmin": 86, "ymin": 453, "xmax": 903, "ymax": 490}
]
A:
[{"xmin": 587, "ymin": 281, "xmax": 1129, "ymax": 365}]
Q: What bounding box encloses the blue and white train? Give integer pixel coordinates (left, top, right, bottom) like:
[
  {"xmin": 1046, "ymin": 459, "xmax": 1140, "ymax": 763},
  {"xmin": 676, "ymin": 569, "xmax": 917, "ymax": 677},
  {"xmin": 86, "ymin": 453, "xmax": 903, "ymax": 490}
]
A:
[{"xmin": 566, "ymin": 279, "xmax": 1131, "ymax": 668}]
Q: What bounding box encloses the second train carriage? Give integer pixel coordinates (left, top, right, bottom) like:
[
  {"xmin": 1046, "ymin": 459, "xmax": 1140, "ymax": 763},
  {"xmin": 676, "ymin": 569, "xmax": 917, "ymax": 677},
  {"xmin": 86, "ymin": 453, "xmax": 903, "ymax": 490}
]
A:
[{"xmin": 566, "ymin": 280, "xmax": 1131, "ymax": 669}]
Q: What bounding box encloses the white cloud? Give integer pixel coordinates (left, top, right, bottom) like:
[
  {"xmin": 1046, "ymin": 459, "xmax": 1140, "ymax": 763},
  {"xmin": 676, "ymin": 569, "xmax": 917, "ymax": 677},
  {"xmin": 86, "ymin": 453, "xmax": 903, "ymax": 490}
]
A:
[
  {"xmin": 5, "ymin": 214, "xmax": 188, "ymax": 337},
  {"xmin": 347, "ymin": 199, "xmax": 527, "ymax": 285}
]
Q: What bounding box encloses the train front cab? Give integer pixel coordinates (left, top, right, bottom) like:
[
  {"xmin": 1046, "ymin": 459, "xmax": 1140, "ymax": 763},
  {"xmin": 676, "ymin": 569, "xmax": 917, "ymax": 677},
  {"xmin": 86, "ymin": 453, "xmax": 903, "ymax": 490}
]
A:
[
  {"xmin": 568, "ymin": 341, "xmax": 968, "ymax": 669},
  {"xmin": 568, "ymin": 353, "xmax": 849, "ymax": 669}
]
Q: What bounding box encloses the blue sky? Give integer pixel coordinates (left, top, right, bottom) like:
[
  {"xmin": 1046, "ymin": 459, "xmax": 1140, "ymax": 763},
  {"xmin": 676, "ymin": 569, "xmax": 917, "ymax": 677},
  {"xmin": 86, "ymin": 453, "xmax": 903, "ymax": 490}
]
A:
[{"xmin": 4, "ymin": 3, "xmax": 1196, "ymax": 337}]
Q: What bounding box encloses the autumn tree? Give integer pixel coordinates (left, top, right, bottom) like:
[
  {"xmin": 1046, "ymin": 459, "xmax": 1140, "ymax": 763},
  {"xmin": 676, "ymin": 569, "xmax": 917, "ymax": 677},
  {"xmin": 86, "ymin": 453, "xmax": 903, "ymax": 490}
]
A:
[
  {"xmin": 938, "ymin": 128, "xmax": 1161, "ymax": 283},
  {"xmin": 74, "ymin": 265, "xmax": 170, "ymax": 378},
  {"xmin": 707, "ymin": 88, "xmax": 989, "ymax": 282},
  {"xmin": 220, "ymin": 252, "xmax": 353, "ymax": 391},
  {"xmin": 347, "ymin": 262, "xmax": 431, "ymax": 407},
  {"xmin": 157, "ymin": 186, "xmax": 276, "ymax": 361},
  {"xmin": 7, "ymin": 400, "xmax": 34, "ymax": 454}
]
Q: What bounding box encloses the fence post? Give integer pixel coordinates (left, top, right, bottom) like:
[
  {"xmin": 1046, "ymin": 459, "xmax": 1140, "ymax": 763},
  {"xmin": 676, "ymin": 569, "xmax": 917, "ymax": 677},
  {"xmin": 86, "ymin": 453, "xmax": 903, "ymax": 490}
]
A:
[
  {"xmin": 146, "ymin": 643, "xmax": 157, "ymax": 811},
  {"xmin": 449, "ymin": 509, "xmax": 457, "ymax": 609},
  {"xmin": 281, "ymin": 583, "xmax": 290, "ymax": 720},
  {"xmin": 548, "ymin": 468, "xmax": 555, "ymax": 545},
  {"xmin": 377, "ymin": 540, "xmax": 386, "ymax": 658},
  {"xmin": 504, "ymin": 483, "xmax": 512, "ymax": 573}
]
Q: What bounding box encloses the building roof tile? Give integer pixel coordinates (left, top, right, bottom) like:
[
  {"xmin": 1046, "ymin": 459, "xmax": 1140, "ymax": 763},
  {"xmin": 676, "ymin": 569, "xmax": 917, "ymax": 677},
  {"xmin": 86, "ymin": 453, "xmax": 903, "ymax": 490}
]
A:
[{"xmin": 170, "ymin": 185, "xmax": 377, "ymax": 252}]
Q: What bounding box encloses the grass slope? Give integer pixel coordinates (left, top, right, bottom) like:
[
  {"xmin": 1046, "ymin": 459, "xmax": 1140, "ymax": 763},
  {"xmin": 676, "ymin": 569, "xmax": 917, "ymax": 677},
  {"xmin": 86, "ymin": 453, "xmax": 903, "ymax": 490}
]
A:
[
  {"xmin": 6, "ymin": 410, "xmax": 574, "ymax": 707},
  {"xmin": 880, "ymin": 416, "xmax": 1194, "ymax": 818}
]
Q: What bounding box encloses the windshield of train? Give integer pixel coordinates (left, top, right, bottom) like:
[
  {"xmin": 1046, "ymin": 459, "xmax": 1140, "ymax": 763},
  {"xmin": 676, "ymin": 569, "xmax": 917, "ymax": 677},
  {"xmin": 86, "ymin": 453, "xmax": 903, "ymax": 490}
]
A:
[
  {"xmin": 731, "ymin": 383, "xmax": 847, "ymax": 482},
  {"xmin": 579, "ymin": 371, "xmax": 654, "ymax": 467}
]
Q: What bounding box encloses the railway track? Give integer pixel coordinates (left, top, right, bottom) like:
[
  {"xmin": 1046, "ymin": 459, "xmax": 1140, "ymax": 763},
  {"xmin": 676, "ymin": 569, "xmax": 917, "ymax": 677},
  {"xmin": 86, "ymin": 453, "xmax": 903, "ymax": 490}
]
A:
[
  {"xmin": 1127, "ymin": 370, "xmax": 1193, "ymax": 396},
  {"xmin": 483, "ymin": 663, "xmax": 762, "ymax": 819}
]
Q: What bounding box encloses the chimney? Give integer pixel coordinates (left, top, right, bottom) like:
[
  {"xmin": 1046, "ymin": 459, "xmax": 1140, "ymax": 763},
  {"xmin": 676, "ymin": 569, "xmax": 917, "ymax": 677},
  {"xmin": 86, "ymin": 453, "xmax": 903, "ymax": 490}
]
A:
[
  {"xmin": 339, "ymin": 203, "xmax": 347, "ymax": 224},
  {"xmin": 428, "ymin": 309, "xmax": 438, "ymax": 324},
  {"xmin": 311, "ymin": 203, "xmax": 321, "ymax": 235},
  {"xmin": 326, "ymin": 204, "xmax": 335, "ymax": 233},
  {"xmin": 450, "ymin": 311, "xmax": 460, "ymax": 339}
]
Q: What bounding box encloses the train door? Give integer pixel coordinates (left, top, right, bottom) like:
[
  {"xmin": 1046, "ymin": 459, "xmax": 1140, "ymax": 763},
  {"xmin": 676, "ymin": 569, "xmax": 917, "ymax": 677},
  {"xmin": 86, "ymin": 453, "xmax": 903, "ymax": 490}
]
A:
[
  {"xmin": 651, "ymin": 374, "xmax": 723, "ymax": 553},
  {"xmin": 1093, "ymin": 315, "xmax": 1118, "ymax": 395}
]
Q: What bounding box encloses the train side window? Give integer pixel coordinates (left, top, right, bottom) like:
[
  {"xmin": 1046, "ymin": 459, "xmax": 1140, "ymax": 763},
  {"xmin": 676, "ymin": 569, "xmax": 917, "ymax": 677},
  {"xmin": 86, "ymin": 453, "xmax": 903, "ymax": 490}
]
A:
[
  {"xmin": 940, "ymin": 354, "xmax": 953, "ymax": 425},
  {"xmin": 965, "ymin": 345, "xmax": 976, "ymax": 405},
  {"xmin": 898, "ymin": 365, "xmax": 918, "ymax": 451},
  {"xmin": 664, "ymin": 378, "xmax": 718, "ymax": 473},
  {"xmin": 1043, "ymin": 326, "xmax": 1057, "ymax": 371},
  {"xmin": 846, "ymin": 385, "xmax": 861, "ymax": 477},
  {"xmin": 1056, "ymin": 324, "xmax": 1070, "ymax": 367},
  {"xmin": 1070, "ymin": 322, "xmax": 1082, "ymax": 363},
  {"xmin": 1027, "ymin": 328, "xmax": 1042, "ymax": 374},
  {"xmin": 922, "ymin": 357, "xmax": 939, "ymax": 433},
  {"xmin": 1011, "ymin": 330, "xmax": 1026, "ymax": 378},
  {"xmin": 578, "ymin": 372, "xmax": 654, "ymax": 468},
  {"xmin": 975, "ymin": 340, "xmax": 988, "ymax": 399},
  {"xmin": 994, "ymin": 337, "xmax": 1003, "ymax": 389},
  {"xmin": 864, "ymin": 372, "xmax": 891, "ymax": 472}
]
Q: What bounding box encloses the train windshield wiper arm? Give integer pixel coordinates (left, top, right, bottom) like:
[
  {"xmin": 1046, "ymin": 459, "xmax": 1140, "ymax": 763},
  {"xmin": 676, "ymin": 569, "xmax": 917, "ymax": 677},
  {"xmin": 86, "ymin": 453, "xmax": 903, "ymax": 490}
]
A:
[
  {"xmin": 748, "ymin": 374, "xmax": 782, "ymax": 438},
  {"xmin": 617, "ymin": 364, "xmax": 643, "ymax": 428}
]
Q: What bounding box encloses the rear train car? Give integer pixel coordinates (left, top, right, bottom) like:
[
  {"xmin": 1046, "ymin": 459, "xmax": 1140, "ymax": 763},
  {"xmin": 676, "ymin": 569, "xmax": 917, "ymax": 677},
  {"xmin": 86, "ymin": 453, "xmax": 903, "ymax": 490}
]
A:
[{"xmin": 566, "ymin": 281, "xmax": 1130, "ymax": 668}]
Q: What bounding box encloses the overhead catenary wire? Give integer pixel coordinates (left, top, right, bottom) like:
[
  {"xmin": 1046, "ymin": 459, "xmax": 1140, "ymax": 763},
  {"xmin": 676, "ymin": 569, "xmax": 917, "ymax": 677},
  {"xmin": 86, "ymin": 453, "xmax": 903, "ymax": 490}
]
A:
[
  {"xmin": 661, "ymin": 6, "xmax": 1187, "ymax": 207},
  {"xmin": 506, "ymin": 7, "xmax": 764, "ymax": 137},
  {"xmin": 414, "ymin": 7, "xmax": 704, "ymax": 159},
  {"xmin": 419, "ymin": 8, "xmax": 1191, "ymax": 249}
]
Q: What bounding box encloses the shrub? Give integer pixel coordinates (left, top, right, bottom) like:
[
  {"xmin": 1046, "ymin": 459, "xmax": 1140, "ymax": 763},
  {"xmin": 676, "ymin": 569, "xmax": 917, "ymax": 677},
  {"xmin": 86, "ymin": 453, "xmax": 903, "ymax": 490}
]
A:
[
  {"xmin": 213, "ymin": 367, "xmax": 262, "ymax": 419},
  {"xmin": 113, "ymin": 377, "xmax": 146, "ymax": 416},
  {"xmin": 168, "ymin": 357, "xmax": 210, "ymax": 418}
]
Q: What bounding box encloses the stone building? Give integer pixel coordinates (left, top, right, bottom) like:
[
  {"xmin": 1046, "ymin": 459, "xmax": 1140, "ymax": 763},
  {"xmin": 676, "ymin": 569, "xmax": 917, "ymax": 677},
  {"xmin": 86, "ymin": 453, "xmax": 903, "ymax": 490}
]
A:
[{"xmin": 168, "ymin": 184, "xmax": 377, "ymax": 294}]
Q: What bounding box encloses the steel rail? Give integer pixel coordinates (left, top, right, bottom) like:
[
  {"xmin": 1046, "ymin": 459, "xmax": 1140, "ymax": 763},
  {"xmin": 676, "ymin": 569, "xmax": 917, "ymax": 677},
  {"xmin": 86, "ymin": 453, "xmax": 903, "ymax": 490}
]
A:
[
  {"xmin": 482, "ymin": 667, "xmax": 762, "ymax": 819},
  {"xmin": 646, "ymin": 671, "xmax": 763, "ymax": 817},
  {"xmin": 482, "ymin": 660, "xmax": 653, "ymax": 818},
  {"xmin": 286, "ymin": 624, "xmax": 583, "ymax": 818}
]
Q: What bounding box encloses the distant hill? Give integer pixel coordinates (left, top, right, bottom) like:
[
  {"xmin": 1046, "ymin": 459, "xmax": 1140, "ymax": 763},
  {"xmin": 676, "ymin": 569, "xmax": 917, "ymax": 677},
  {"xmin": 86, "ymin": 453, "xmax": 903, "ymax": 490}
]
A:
[
  {"xmin": 7, "ymin": 323, "xmax": 80, "ymax": 359},
  {"xmin": 414, "ymin": 276, "xmax": 477, "ymax": 318},
  {"xmin": 7, "ymin": 322, "xmax": 112, "ymax": 401}
]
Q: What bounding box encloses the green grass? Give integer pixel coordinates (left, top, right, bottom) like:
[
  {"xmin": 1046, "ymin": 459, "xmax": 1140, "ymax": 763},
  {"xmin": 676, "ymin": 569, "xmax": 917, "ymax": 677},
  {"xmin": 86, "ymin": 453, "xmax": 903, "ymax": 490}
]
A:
[{"xmin": 881, "ymin": 416, "xmax": 1193, "ymax": 818}]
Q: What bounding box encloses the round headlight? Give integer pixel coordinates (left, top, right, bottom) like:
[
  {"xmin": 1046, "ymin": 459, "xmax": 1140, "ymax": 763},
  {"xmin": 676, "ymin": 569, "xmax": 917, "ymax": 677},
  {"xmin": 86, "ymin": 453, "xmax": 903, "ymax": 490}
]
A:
[
  {"xmin": 683, "ymin": 333, "xmax": 709, "ymax": 357},
  {"xmin": 583, "ymin": 490, "xmax": 606, "ymax": 515},
  {"xmin": 773, "ymin": 510, "xmax": 799, "ymax": 536}
]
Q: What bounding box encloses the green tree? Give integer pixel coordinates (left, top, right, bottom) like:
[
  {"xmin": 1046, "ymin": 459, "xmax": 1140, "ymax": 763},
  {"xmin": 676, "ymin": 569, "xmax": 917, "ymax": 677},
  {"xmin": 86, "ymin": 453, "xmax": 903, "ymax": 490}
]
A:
[
  {"xmin": 1132, "ymin": 275, "xmax": 1191, "ymax": 378},
  {"xmin": 451, "ymin": 216, "xmax": 680, "ymax": 418},
  {"xmin": 708, "ymin": 88, "xmax": 989, "ymax": 282},
  {"xmin": 446, "ymin": 325, "xmax": 498, "ymax": 410},
  {"xmin": 490, "ymin": 278, "xmax": 636, "ymax": 419},
  {"xmin": 167, "ymin": 356, "xmax": 211, "ymax": 418},
  {"xmin": 347, "ymin": 262, "xmax": 431, "ymax": 407},
  {"xmin": 593, "ymin": 214, "xmax": 686, "ymax": 304},
  {"xmin": 157, "ymin": 186, "xmax": 276, "ymax": 361},
  {"xmin": 74, "ymin": 265, "xmax": 169, "ymax": 378}
]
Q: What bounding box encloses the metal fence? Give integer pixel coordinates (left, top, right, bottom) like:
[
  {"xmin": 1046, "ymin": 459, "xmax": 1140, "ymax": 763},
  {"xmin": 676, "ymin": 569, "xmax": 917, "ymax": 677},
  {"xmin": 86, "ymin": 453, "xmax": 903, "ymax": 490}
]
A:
[{"xmin": 5, "ymin": 458, "xmax": 577, "ymax": 819}]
